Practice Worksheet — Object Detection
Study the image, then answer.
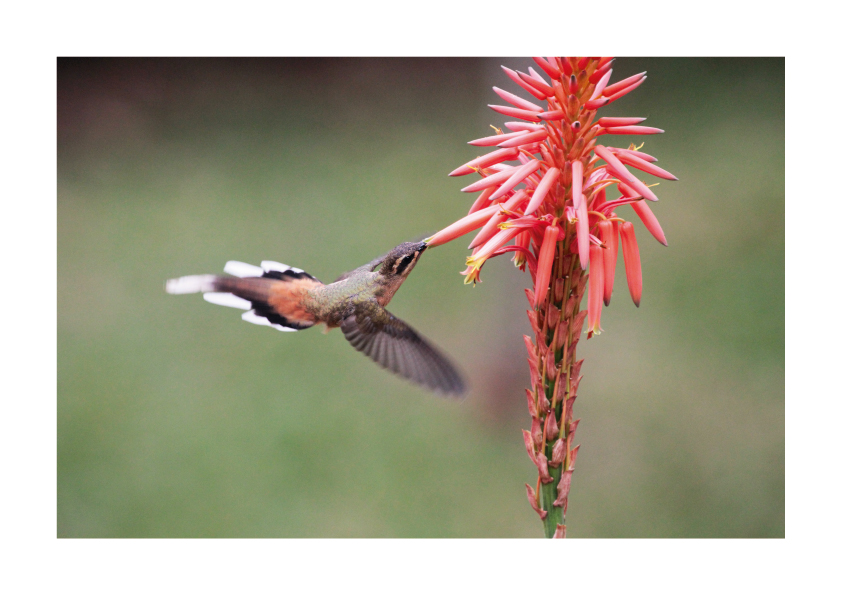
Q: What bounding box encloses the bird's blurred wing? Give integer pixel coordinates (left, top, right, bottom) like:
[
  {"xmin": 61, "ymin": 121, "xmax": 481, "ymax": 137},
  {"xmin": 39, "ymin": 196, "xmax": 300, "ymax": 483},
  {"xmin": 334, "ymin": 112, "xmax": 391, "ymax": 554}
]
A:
[{"xmin": 340, "ymin": 302, "xmax": 466, "ymax": 397}]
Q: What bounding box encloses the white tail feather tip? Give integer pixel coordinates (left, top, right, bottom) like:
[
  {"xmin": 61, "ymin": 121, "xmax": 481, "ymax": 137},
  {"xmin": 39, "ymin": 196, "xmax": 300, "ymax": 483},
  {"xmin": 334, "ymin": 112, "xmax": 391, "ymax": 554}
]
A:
[
  {"xmin": 261, "ymin": 260, "xmax": 291, "ymax": 273},
  {"xmin": 203, "ymin": 292, "xmax": 251, "ymax": 310},
  {"xmin": 166, "ymin": 275, "xmax": 216, "ymax": 294},
  {"xmin": 241, "ymin": 310, "xmax": 298, "ymax": 332},
  {"xmin": 224, "ymin": 261, "xmax": 264, "ymax": 278}
]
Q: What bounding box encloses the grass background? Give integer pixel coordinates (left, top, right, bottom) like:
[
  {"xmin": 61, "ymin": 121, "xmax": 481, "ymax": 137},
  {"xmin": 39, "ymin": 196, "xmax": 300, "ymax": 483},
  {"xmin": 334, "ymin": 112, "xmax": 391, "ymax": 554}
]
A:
[{"xmin": 58, "ymin": 58, "xmax": 783, "ymax": 537}]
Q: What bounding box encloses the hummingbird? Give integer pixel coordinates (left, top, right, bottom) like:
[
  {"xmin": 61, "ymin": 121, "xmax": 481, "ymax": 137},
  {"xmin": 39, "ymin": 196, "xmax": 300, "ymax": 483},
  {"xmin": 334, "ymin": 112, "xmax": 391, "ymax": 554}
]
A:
[{"xmin": 165, "ymin": 241, "xmax": 466, "ymax": 397}]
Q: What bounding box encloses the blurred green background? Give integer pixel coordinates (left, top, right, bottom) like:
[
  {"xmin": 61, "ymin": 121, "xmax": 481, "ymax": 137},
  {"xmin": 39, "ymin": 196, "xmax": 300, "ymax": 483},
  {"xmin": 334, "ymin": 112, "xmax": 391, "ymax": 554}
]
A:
[{"xmin": 58, "ymin": 58, "xmax": 783, "ymax": 538}]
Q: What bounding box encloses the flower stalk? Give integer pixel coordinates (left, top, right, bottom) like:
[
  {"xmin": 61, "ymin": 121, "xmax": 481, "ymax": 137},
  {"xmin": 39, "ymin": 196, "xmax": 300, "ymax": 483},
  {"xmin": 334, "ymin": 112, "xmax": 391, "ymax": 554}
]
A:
[{"xmin": 427, "ymin": 58, "xmax": 674, "ymax": 537}]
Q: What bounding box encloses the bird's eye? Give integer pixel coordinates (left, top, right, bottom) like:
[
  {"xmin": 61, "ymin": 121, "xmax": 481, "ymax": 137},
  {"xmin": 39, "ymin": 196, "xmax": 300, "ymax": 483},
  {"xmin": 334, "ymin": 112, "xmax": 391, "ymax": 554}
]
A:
[{"xmin": 395, "ymin": 252, "xmax": 417, "ymax": 275}]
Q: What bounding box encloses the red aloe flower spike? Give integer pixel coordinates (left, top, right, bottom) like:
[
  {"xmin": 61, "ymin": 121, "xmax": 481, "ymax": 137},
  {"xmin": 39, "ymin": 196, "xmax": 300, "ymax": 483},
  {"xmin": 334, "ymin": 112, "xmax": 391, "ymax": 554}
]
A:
[
  {"xmin": 425, "ymin": 204, "xmax": 501, "ymax": 247},
  {"xmin": 603, "ymin": 72, "xmax": 647, "ymax": 97},
  {"xmin": 526, "ymin": 483, "xmax": 548, "ymax": 520},
  {"xmin": 614, "ymin": 151, "xmax": 678, "ymax": 181},
  {"xmin": 533, "ymin": 224, "xmax": 560, "ymax": 307},
  {"xmin": 631, "ymin": 200, "xmax": 668, "ymax": 246},
  {"xmin": 598, "ymin": 220, "xmax": 619, "ymax": 306},
  {"xmin": 599, "ymin": 125, "xmax": 664, "ymax": 136},
  {"xmin": 449, "ymin": 147, "xmax": 519, "ymax": 177},
  {"xmin": 498, "ymin": 129, "xmax": 548, "ymax": 148},
  {"xmin": 501, "ymin": 65, "xmax": 547, "ymax": 100},
  {"xmin": 552, "ymin": 525, "xmax": 566, "ymax": 539},
  {"xmin": 489, "ymin": 159, "xmax": 541, "ymax": 201},
  {"xmin": 620, "ymin": 222, "xmax": 643, "ymax": 306},
  {"xmin": 493, "ymin": 86, "xmax": 543, "ymax": 112},
  {"xmin": 443, "ymin": 59, "xmax": 672, "ymax": 536},
  {"xmin": 594, "ymin": 145, "xmax": 659, "ymax": 202},
  {"xmin": 605, "ymin": 76, "xmax": 647, "ymax": 105},
  {"xmin": 488, "ymin": 104, "xmax": 543, "ymax": 122},
  {"xmin": 505, "ymin": 121, "xmax": 544, "ymax": 133},
  {"xmin": 524, "ymin": 167, "xmax": 561, "ymax": 216},
  {"xmin": 597, "ymin": 117, "xmax": 647, "ymax": 127},
  {"xmin": 589, "ymin": 69, "xmax": 613, "ymax": 101},
  {"xmin": 468, "ymin": 190, "xmax": 530, "ymax": 249},
  {"xmin": 468, "ymin": 130, "xmax": 530, "ymax": 147},
  {"xmin": 461, "ymin": 166, "xmax": 517, "ymax": 193},
  {"xmin": 533, "ymin": 56, "xmax": 560, "ymax": 80},
  {"xmin": 587, "ymin": 244, "xmax": 604, "ymax": 334}
]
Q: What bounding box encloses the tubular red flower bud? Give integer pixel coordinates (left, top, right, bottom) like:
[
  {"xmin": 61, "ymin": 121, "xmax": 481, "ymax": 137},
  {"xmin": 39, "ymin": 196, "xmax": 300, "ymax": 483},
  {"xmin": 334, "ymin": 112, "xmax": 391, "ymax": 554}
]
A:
[
  {"xmin": 603, "ymin": 72, "xmax": 647, "ymax": 97},
  {"xmin": 467, "ymin": 225, "xmax": 522, "ymax": 265},
  {"xmin": 488, "ymin": 104, "xmax": 543, "ymax": 122},
  {"xmin": 492, "ymin": 86, "xmax": 544, "ymax": 112},
  {"xmin": 597, "ymin": 117, "xmax": 647, "ymax": 127},
  {"xmin": 605, "ymin": 76, "xmax": 647, "ymax": 104},
  {"xmin": 571, "ymin": 160, "xmax": 584, "ymax": 210},
  {"xmin": 425, "ymin": 204, "xmax": 499, "ymax": 247},
  {"xmin": 594, "ymin": 145, "xmax": 659, "ymax": 202},
  {"xmin": 552, "ymin": 524, "xmax": 566, "ymax": 539},
  {"xmin": 461, "ymin": 166, "xmax": 516, "ymax": 193},
  {"xmin": 588, "ymin": 60, "xmax": 614, "ymax": 84},
  {"xmin": 501, "ymin": 65, "xmax": 547, "ymax": 100},
  {"xmin": 505, "ymin": 121, "xmax": 543, "ymax": 133},
  {"xmin": 620, "ymin": 222, "xmax": 643, "ymax": 306},
  {"xmin": 537, "ymin": 109, "xmax": 566, "ymax": 121},
  {"xmin": 449, "ymin": 147, "xmax": 519, "ymax": 177},
  {"xmin": 597, "ymin": 56, "xmax": 614, "ymax": 69},
  {"xmin": 533, "ymin": 56, "xmax": 560, "ymax": 80},
  {"xmin": 589, "ymin": 69, "xmax": 613, "ymax": 100},
  {"xmin": 467, "ymin": 186, "xmax": 496, "ymax": 214},
  {"xmin": 468, "ymin": 190, "xmax": 530, "ymax": 249},
  {"xmin": 584, "ymin": 97, "xmax": 610, "ymax": 110},
  {"xmin": 498, "ymin": 129, "xmax": 548, "ymax": 148},
  {"xmin": 518, "ymin": 70, "xmax": 554, "ymax": 96},
  {"xmin": 559, "ymin": 57, "xmax": 573, "ymax": 76},
  {"xmin": 631, "ymin": 200, "xmax": 668, "ymax": 246},
  {"xmin": 524, "ymin": 166, "xmax": 560, "ymax": 216},
  {"xmin": 587, "ymin": 244, "xmax": 604, "ymax": 334},
  {"xmin": 489, "ymin": 159, "xmax": 541, "ymax": 201},
  {"xmin": 599, "ymin": 220, "xmax": 619, "ymax": 306},
  {"xmin": 614, "ymin": 151, "xmax": 678, "ymax": 181},
  {"xmin": 576, "ymin": 198, "xmax": 590, "ymax": 269},
  {"xmin": 533, "ymin": 224, "xmax": 560, "ymax": 307},
  {"xmin": 468, "ymin": 130, "xmax": 529, "ymax": 147},
  {"xmin": 600, "ymin": 125, "xmax": 664, "ymax": 136},
  {"xmin": 611, "ymin": 146, "xmax": 658, "ymax": 162}
]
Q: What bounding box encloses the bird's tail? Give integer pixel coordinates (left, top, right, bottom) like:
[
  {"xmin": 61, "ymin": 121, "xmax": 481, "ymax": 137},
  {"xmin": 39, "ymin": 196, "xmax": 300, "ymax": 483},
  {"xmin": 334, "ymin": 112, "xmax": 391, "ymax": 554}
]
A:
[{"xmin": 165, "ymin": 260, "xmax": 323, "ymax": 332}]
